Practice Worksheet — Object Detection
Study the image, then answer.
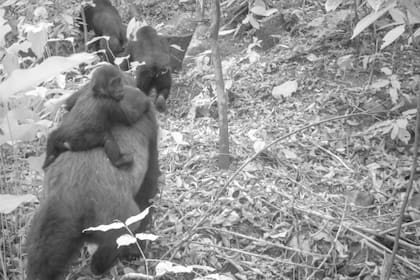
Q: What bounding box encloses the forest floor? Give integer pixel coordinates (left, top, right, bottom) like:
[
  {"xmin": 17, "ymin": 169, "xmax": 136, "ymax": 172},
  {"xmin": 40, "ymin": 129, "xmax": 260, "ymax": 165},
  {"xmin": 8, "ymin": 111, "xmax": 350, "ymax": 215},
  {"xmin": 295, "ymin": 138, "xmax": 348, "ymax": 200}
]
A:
[
  {"xmin": 150, "ymin": 4, "xmax": 420, "ymax": 280},
  {"xmin": 2, "ymin": 1, "xmax": 420, "ymax": 280}
]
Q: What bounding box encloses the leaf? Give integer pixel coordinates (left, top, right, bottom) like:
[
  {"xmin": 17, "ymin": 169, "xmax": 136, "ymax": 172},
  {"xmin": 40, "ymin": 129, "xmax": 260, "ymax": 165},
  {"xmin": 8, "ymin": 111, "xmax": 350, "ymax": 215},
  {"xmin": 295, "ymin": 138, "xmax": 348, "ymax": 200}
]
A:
[
  {"xmin": 0, "ymin": 9, "xmax": 11, "ymax": 47},
  {"xmin": 87, "ymin": 35, "xmax": 109, "ymax": 47},
  {"xmin": 397, "ymin": 126, "xmax": 410, "ymax": 144},
  {"xmin": 264, "ymin": 8, "xmax": 278, "ymax": 17},
  {"xmin": 24, "ymin": 22, "xmax": 51, "ymax": 57},
  {"xmin": 116, "ymin": 234, "xmax": 137, "ymax": 247},
  {"xmin": 0, "ymin": 194, "xmax": 38, "ymax": 214},
  {"xmin": 414, "ymin": 27, "xmax": 420, "ymax": 38},
  {"xmin": 402, "ymin": 0, "xmax": 420, "ymax": 24},
  {"xmin": 351, "ymin": 2, "xmax": 396, "ymax": 39},
  {"xmin": 272, "ymin": 80, "xmax": 298, "ymax": 99},
  {"xmin": 125, "ymin": 206, "xmax": 151, "ymax": 226},
  {"xmin": 282, "ymin": 148, "xmax": 298, "ymax": 159},
  {"xmin": 367, "ymin": 0, "xmax": 384, "ymax": 11},
  {"xmin": 169, "ymin": 43, "xmax": 184, "ymax": 51},
  {"xmin": 171, "ymin": 131, "xmax": 188, "ymax": 145},
  {"xmin": 389, "ymin": 8, "xmax": 406, "ymax": 24},
  {"xmin": 2, "ymin": 52, "xmax": 19, "ymax": 75},
  {"xmin": 126, "ymin": 17, "xmax": 140, "ymax": 40},
  {"xmin": 155, "ymin": 261, "xmax": 193, "ymax": 277},
  {"xmin": 253, "ymin": 0, "xmax": 266, "ymax": 9},
  {"xmin": 325, "ymin": 0, "xmax": 344, "ymax": 12},
  {"xmin": 61, "ymin": 13, "xmax": 73, "ymax": 25},
  {"xmin": 0, "ymin": 53, "xmax": 96, "ymax": 101},
  {"xmin": 250, "ymin": 6, "xmax": 267, "ymax": 16},
  {"xmin": 83, "ymin": 221, "xmax": 125, "ymax": 232},
  {"xmin": 253, "ymin": 140, "xmax": 265, "ymax": 153},
  {"xmin": 248, "ymin": 15, "xmax": 260, "ymax": 29},
  {"xmin": 381, "ymin": 67, "xmax": 392, "ymax": 75},
  {"xmin": 195, "ymin": 274, "xmax": 235, "ymax": 280},
  {"xmin": 306, "ymin": 53, "xmax": 320, "ymax": 62},
  {"xmin": 391, "ymin": 118, "xmax": 409, "ymax": 142},
  {"xmin": 370, "ymin": 79, "xmax": 389, "ymax": 89},
  {"xmin": 390, "ymin": 75, "xmax": 400, "ymax": 90},
  {"xmin": 34, "ymin": 6, "xmax": 48, "ymax": 19},
  {"xmin": 135, "ymin": 233, "xmax": 159, "ymax": 241},
  {"xmin": 389, "ymin": 87, "xmax": 398, "ymax": 104},
  {"xmin": 337, "ymin": 54, "xmax": 353, "ymax": 70},
  {"xmin": 247, "ymin": 49, "xmax": 260, "ymax": 63},
  {"xmin": 381, "ymin": 24, "xmax": 405, "ymax": 49}
]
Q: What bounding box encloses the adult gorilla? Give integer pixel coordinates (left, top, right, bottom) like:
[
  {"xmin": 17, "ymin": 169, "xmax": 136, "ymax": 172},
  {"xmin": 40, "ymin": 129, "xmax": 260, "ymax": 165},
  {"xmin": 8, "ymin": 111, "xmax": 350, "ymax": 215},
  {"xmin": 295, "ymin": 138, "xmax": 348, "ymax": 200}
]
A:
[{"xmin": 26, "ymin": 78, "xmax": 159, "ymax": 280}]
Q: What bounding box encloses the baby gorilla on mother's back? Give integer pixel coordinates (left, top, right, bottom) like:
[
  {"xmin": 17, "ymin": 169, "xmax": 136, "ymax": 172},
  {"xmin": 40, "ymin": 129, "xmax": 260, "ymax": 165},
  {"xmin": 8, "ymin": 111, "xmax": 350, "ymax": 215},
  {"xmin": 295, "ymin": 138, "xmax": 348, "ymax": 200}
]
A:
[{"xmin": 43, "ymin": 65, "xmax": 150, "ymax": 169}]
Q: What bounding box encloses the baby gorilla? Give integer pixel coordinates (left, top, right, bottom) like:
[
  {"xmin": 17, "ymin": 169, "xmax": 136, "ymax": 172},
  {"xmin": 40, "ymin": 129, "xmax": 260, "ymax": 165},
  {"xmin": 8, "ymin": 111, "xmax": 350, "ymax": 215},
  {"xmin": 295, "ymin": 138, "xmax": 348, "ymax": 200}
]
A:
[{"xmin": 43, "ymin": 65, "xmax": 150, "ymax": 169}]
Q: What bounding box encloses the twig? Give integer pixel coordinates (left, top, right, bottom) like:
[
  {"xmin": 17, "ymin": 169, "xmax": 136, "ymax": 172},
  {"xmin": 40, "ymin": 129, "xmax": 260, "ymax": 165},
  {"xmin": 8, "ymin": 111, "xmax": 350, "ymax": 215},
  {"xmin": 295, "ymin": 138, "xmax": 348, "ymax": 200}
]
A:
[
  {"xmin": 346, "ymin": 226, "xmax": 420, "ymax": 273},
  {"xmin": 292, "ymin": 205, "xmax": 420, "ymax": 273},
  {"xmin": 80, "ymin": 5, "xmax": 88, "ymax": 52},
  {"xmin": 384, "ymin": 77, "xmax": 420, "ymax": 280},
  {"xmin": 379, "ymin": 219, "xmax": 420, "ymax": 235},
  {"xmin": 306, "ymin": 200, "xmax": 348, "ymax": 280},
  {"xmin": 190, "ymin": 241, "xmax": 316, "ymax": 269},
  {"xmin": 312, "ymin": 141, "xmax": 353, "ymax": 172},
  {"xmin": 161, "ymin": 112, "xmax": 375, "ymax": 260},
  {"xmin": 198, "ymin": 226, "xmax": 327, "ymax": 257},
  {"xmin": 120, "ymin": 272, "xmax": 154, "ymax": 280}
]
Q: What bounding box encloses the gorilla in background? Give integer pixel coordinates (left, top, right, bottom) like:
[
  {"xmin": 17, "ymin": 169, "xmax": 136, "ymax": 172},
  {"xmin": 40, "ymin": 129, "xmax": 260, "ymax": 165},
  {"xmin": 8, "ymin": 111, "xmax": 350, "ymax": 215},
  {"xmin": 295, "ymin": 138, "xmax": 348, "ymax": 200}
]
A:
[
  {"xmin": 78, "ymin": 0, "xmax": 126, "ymax": 63},
  {"xmin": 120, "ymin": 26, "xmax": 172, "ymax": 112},
  {"xmin": 26, "ymin": 76, "xmax": 160, "ymax": 280}
]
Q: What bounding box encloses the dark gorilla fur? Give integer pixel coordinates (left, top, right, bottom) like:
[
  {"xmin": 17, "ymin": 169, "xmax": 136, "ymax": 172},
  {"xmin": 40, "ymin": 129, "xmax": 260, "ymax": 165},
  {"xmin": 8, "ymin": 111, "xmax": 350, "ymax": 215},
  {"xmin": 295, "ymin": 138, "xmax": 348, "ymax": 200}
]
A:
[
  {"xmin": 121, "ymin": 26, "xmax": 172, "ymax": 112},
  {"xmin": 26, "ymin": 79, "xmax": 159, "ymax": 280},
  {"xmin": 65, "ymin": 68, "xmax": 137, "ymax": 112},
  {"xmin": 90, "ymin": 64, "xmax": 125, "ymax": 100},
  {"xmin": 43, "ymin": 65, "xmax": 151, "ymax": 170},
  {"xmin": 79, "ymin": 0, "xmax": 126, "ymax": 63},
  {"xmin": 43, "ymin": 85, "xmax": 150, "ymax": 169}
]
